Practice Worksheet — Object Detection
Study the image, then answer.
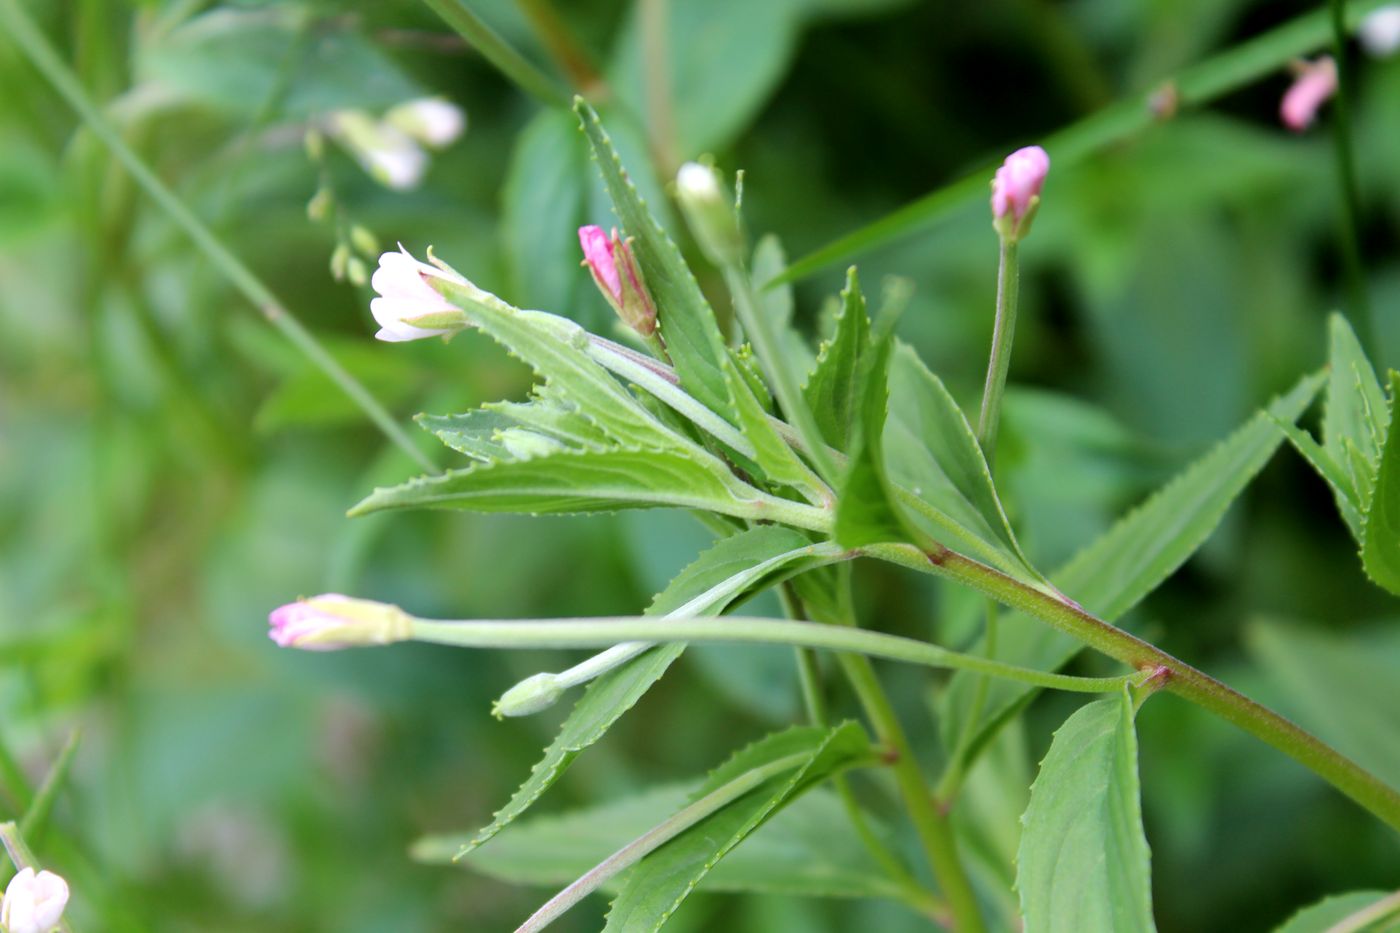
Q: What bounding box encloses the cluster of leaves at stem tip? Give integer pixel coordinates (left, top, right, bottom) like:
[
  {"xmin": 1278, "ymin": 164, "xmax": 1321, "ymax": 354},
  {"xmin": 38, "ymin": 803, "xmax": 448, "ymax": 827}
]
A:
[{"xmin": 306, "ymin": 98, "xmax": 1400, "ymax": 933}]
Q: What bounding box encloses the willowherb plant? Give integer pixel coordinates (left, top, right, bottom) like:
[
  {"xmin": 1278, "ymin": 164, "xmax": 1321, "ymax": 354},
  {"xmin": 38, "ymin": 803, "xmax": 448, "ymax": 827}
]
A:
[{"xmin": 256, "ymin": 99, "xmax": 1400, "ymax": 933}]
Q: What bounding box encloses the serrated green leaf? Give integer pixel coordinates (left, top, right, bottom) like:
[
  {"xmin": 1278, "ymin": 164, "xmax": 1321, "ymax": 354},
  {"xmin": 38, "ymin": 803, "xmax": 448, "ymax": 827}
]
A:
[
  {"xmin": 416, "ymin": 410, "xmax": 517, "ymax": 462},
  {"xmin": 603, "ymin": 722, "xmax": 872, "ymax": 931},
  {"xmin": 432, "ymin": 279, "xmax": 680, "ymax": 451},
  {"xmin": 886, "ymin": 342, "xmax": 1038, "ymax": 581},
  {"xmin": 833, "ymin": 320, "xmax": 910, "ymax": 548},
  {"xmin": 1361, "ymin": 373, "xmax": 1400, "ymax": 596},
  {"xmin": 458, "ymin": 527, "xmax": 831, "ymax": 855},
  {"xmin": 804, "ymin": 268, "xmax": 871, "ymax": 452},
  {"xmin": 1273, "ymin": 890, "xmax": 1397, "ymax": 933},
  {"xmin": 1323, "ymin": 313, "xmax": 1388, "ymax": 469},
  {"xmin": 1272, "ymin": 414, "xmax": 1363, "ymax": 540},
  {"xmin": 941, "ymin": 371, "xmax": 1324, "ymax": 754},
  {"xmin": 1016, "ymin": 688, "xmax": 1155, "ymax": 933},
  {"xmin": 726, "ymin": 368, "xmax": 825, "ymax": 499},
  {"xmin": 1248, "ymin": 621, "xmax": 1400, "ymax": 789},
  {"xmin": 419, "ymin": 785, "xmax": 902, "ymax": 902},
  {"xmin": 349, "ymin": 446, "xmax": 765, "ymax": 520},
  {"xmin": 576, "ymin": 100, "xmax": 737, "ymax": 425}
]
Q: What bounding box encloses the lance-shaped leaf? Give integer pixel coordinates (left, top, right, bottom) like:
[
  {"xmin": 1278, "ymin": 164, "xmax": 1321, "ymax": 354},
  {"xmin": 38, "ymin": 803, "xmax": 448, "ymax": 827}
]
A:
[
  {"xmin": 1016, "ymin": 687, "xmax": 1155, "ymax": 933},
  {"xmin": 416, "ymin": 785, "xmax": 902, "ymax": 903},
  {"xmin": 1273, "ymin": 890, "xmax": 1398, "ymax": 933},
  {"xmin": 803, "ymin": 267, "xmax": 871, "ymax": 452},
  {"xmin": 1360, "ymin": 373, "xmax": 1400, "ymax": 596},
  {"xmin": 576, "ymin": 99, "xmax": 737, "ymax": 425},
  {"xmin": 457, "ymin": 527, "xmax": 833, "ymax": 855},
  {"xmin": 940, "ymin": 372, "xmax": 1323, "ymax": 755},
  {"xmin": 431, "ymin": 277, "xmax": 683, "ymax": 452},
  {"xmin": 419, "ymin": 396, "xmax": 614, "ymax": 463},
  {"xmin": 726, "ymin": 367, "xmax": 827, "ymax": 501},
  {"xmin": 603, "ymin": 722, "xmax": 873, "ymax": 931},
  {"xmin": 753, "ymin": 235, "xmax": 814, "ymax": 378},
  {"xmin": 349, "ymin": 445, "xmax": 795, "ymax": 523},
  {"xmin": 886, "ymin": 343, "xmax": 1039, "ymax": 582}
]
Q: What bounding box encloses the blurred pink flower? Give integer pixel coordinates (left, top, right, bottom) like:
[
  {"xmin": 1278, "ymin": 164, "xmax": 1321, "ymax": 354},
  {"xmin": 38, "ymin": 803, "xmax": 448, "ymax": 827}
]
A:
[
  {"xmin": 268, "ymin": 594, "xmax": 412, "ymax": 651},
  {"xmin": 1280, "ymin": 57, "xmax": 1337, "ymax": 132}
]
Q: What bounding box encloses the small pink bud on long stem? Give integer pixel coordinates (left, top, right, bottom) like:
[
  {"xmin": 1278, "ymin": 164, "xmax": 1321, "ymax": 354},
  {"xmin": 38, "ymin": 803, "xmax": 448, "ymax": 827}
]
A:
[
  {"xmin": 1280, "ymin": 56, "xmax": 1338, "ymax": 133},
  {"xmin": 990, "ymin": 146, "xmax": 1050, "ymax": 242},
  {"xmin": 268, "ymin": 594, "xmax": 413, "ymax": 651}
]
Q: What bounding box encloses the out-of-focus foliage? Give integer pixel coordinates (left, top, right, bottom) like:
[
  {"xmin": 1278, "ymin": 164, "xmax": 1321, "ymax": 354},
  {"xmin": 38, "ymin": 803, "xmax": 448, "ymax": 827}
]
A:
[{"xmin": 1, "ymin": 1, "xmax": 1398, "ymax": 930}]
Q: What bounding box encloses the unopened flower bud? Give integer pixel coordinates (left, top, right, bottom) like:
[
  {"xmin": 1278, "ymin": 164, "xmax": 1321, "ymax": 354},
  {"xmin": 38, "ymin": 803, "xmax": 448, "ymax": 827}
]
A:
[
  {"xmin": 675, "ymin": 162, "xmax": 744, "ymax": 267},
  {"xmin": 1360, "ymin": 6, "xmax": 1400, "ymax": 57},
  {"xmin": 1280, "ymin": 57, "xmax": 1338, "ymax": 133},
  {"xmin": 330, "ymin": 242, "xmax": 351, "ymax": 281},
  {"xmin": 346, "ymin": 257, "xmax": 368, "ymax": 288},
  {"xmin": 304, "ymin": 128, "xmax": 325, "ymax": 163},
  {"xmin": 990, "ymin": 145, "xmax": 1050, "ymax": 242},
  {"xmin": 577, "ymin": 225, "xmax": 657, "ymax": 336},
  {"xmin": 2, "ymin": 867, "xmax": 70, "ymax": 933},
  {"xmin": 350, "ymin": 225, "xmax": 380, "ymax": 257},
  {"xmin": 268, "ymin": 594, "xmax": 413, "ymax": 651},
  {"xmin": 369, "ymin": 245, "xmax": 470, "ymax": 342},
  {"xmin": 306, "ymin": 186, "xmax": 332, "ymax": 222},
  {"xmin": 385, "ymin": 97, "xmax": 466, "ymax": 149},
  {"xmin": 492, "ymin": 672, "xmax": 564, "ymax": 718}
]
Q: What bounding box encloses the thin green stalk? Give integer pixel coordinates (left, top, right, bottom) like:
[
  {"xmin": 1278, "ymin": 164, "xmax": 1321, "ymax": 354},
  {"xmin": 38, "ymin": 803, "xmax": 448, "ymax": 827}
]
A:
[
  {"xmin": 0, "ymin": 0, "xmax": 436, "ymax": 473},
  {"xmin": 0, "ymin": 822, "xmax": 77, "ymax": 933},
  {"xmin": 515, "ymin": 752, "xmax": 817, "ymax": 933},
  {"xmin": 1328, "ymin": 0, "xmax": 1374, "ymax": 352},
  {"xmin": 516, "ymin": 0, "xmax": 606, "ymax": 97},
  {"xmin": 937, "ymin": 603, "xmax": 997, "ymax": 802},
  {"xmin": 835, "ymin": 651, "xmax": 985, "ymax": 933},
  {"xmin": 19, "ymin": 729, "xmax": 81, "ymax": 843},
  {"xmin": 775, "ymin": 0, "xmax": 1394, "ymax": 284},
  {"xmin": 421, "ymin": 0, "xmax": 570, "ymax": 107},
  {"xmin": 722, "ymin": 264, "xmax": 840, "ymax": 483},
  {"xmin": 779, "ymin": 586, "xmax": 948, "ymax": 924},
  {"xmin": 640, "ymin": 0, "xmax": 679, "ymax": 179},
  {"xmin": 407, "ymin": 615, "xmax": 1138, "ymax": 694},
  {"xmin": 865, "ymin": 541, "xmax": 1400, "ymax": 834},
  {"xmin": 975, "ymin": 239, "xmax": 1019, "ymax": 461}
]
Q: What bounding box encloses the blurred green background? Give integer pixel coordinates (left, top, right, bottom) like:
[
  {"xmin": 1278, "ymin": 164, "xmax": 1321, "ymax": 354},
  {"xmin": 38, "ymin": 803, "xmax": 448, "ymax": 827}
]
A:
[{"xmin": 2, "ymin": 1, "xmax": 1399, "ymax": 930}]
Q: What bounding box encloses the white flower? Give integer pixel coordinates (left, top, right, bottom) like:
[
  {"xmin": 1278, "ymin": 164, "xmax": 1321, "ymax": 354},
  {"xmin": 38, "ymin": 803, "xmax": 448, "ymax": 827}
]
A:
[
  {"xmin": 385, "ymin": 97, "xmax": 466, "ymax": 149},
  {"xmin": 2, "ymin": 867, "xmax": 70, "ymax": 933},
  {"xmin": 369, "ymin": 246, "xmax": 467, "ymax": 342},
  {"xmin": 327, "ymin": 111, "xmax": 429, "ymax": 191},
  {"xmin": 1360, "ymin": 6, "xmax": 1400, "ymax": 56}
]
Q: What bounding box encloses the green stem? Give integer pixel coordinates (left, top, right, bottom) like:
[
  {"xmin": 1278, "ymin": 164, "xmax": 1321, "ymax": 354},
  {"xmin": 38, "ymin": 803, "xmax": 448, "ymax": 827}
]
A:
[
  {"xmin": 835, "ymin": 652, "xmax": 985, "ymax": 933},
  {"xmin": 722, "ymin": 264, "xmax": 840, "ymax": 483},
  {"xmin": 937, "ymin": 603, "xmax": 997, "ymax": 802},
  {"xmin": 407, "ymin": 615, "xmax": 1137, "ymax": 695},
  {"xmin": 420, "ymin": 0, "xmax": 571, "ymax": 107},
  {"xmin": 514, "ymin": 752, "xmax": 818, "ymax": 933},
  {"xmin": 775, "ymin": 0, "xmax": 1394, "ymax": 284},
  {"xmin": 865, "ymin": 541, "xmax": 1400, "ymax": 834},
  {"xmin": 516, "ymin": 0, "xmax": 606, "ymax": 97},
  {"xmin": 0, "ymin": 0, "xmax": 436, "ymax": 473},
  {"xmin": 19, "ymin": 729, "xmax": 81, "ymax": 843},
  {"xmin": 780, "ymin": 586, "xmax": 949, "ymax": 924},
  {"xmin": 975, "ymin": 239, "xmax": 1019, "ymax": 462},
  {"xmin": 1328, "ymin": 0, "xmax": 1375, "ymax": 353}
]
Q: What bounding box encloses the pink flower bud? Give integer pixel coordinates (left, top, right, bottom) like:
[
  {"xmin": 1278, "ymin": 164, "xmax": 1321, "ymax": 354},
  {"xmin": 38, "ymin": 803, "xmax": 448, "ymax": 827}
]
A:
[
  {"xmin": 991, "ymin": 146, "xmax": 1050, "ymax": 235},
  {"xmin": 1280, "ymin": 57, "xmax": 1338, "ymax": 133},
  {"xmin": 268, "ymin": 594, "xmax": 412, "ymax": 651},
  {"xmin": 369, "ymin": 245, "xmax": 468, "ymax": 342},
  {"xmin": 577, "ymin": 226, "xmax": 657, "ymax": 337},
  {"xmin": 2, "ymin": 867, "xmax": 69, "ymax": 933},
  {"xmin": 578, "ymin": 225, "xmax": 622, "ymax": 300}
]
